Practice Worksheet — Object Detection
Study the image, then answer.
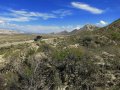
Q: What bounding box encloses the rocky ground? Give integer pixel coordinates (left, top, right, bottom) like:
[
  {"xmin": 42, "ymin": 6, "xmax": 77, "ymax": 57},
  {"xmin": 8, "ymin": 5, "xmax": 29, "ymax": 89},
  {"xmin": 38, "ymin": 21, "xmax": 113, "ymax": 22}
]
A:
[{"xmin": 0, "ymin": 19, "xmax": 120, "ymax": 90}]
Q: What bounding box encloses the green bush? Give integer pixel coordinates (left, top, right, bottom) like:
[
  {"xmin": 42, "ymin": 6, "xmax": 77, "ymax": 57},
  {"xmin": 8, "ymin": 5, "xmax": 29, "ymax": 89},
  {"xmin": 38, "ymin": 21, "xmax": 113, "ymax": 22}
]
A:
[
  {"xmin": 24, "ymin": 66, "xmax": 33, "ymax": 78},
  {"xmin": 37, "ymin": 43, "xmax": 52, "ymax": 53},
  {"xmin": 27, "ymin": 48, "xmax": 36, "ymax": 56},
  {"xmin": 110, "ymin": 32, "xmax": 120, "ymax": 40},
  {"xmin": 51, "ymin": 47, "xmax": 84, "ymax": 61},
  {"xmin": 3, "ymin": 72, "xmax": 18, "ymax": 88}
]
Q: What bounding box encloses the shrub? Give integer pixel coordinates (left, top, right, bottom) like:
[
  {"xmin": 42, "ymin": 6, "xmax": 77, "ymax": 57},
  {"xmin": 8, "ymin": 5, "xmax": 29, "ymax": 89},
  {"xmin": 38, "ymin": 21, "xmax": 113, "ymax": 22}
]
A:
[
  {"xmin": 37, "ymin": 43, "xmax": 52, "ymax": 53},
  {"xmin": 80, "ymin": 36, "xmax": 93, "ymax": 47},
  {"xmin": 110, "ymin": 32, "xmax": 120, "ymax": 40},
  {"xmin": 3, "ymin": 72, "xmax": 18, "ymax": 88},
  {"xmin": 27, "ymin": 48, "xmax": 36, "ymax": 56},
  {"xmin": 0, "ymin": 75, "xmax": 5, "ymax": 90},
  {"xmin": 51, "ymin": 47, "xmax": 84, "ymax": 61}
]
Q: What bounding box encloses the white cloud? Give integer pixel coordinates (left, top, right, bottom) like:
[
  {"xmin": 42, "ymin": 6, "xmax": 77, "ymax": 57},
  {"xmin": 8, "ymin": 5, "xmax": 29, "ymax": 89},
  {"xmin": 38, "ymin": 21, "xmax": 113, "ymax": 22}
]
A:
[
  {"xmin": 97, "ymin": 20, "xmax": 108, "ymax": 26},
  {"xmin": 0, "ymin": 20, "xmax": 5, "ymax": 24},
  {"xmin": 100, "ymin": 20, "xmax": 108, "ymax": 25},
  {"xmin": 0, "ymin": 16, "xmax": 35, "ymax": 22},
  {"xmin": 0, "ymin": 9, "xmax": 56, "ymax": 22},
  {"xmin": 52, "ymin": 9, "xmax": 72, "ymax": 18},
  {"xmin": 10, "ymin": 9, "xmax": 57, "ymax": 20},
  {"xmin": 0, "ymin": 9, "xmax": 72, "ymax": 23},
  {"xmin": 71, "ymin": 2, "xmax": 104, "ymax": 14}
]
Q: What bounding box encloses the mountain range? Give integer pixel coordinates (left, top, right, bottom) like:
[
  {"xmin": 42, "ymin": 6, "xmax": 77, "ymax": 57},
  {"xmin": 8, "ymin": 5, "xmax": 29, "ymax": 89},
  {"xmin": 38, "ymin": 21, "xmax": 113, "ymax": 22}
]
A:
[
  {"xmin": 57, "ymin": 24, "xmax": 99, "ymax": 35},
  {"xmin": 0, "ymin": 29, "xmax": 23, "ymax": 35},
  {"xmin": 0, "ymin": 19, "xmax": 120, "ymax": 35}
]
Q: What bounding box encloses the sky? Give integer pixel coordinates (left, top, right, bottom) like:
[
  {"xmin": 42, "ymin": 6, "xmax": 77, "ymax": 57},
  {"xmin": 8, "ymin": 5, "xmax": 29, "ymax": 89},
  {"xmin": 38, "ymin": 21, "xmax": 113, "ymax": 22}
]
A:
[{"xmin": 0, "ymin": 0, "xmax": 120, "ymax": 33}]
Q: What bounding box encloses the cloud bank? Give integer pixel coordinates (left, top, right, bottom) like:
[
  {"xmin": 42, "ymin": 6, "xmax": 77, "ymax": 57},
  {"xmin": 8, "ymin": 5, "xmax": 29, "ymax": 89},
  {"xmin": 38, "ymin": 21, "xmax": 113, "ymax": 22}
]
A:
[
  {"xmin": 0, "ymin": 9, "xmax": 72, "ymax": 23},
  {"xmin": 0, "ymin": 8, "xmax": 73, "ymax": 33},
  {"xmin": 0, "ymin": 22, "xmax": 81, "ymax": 33}
]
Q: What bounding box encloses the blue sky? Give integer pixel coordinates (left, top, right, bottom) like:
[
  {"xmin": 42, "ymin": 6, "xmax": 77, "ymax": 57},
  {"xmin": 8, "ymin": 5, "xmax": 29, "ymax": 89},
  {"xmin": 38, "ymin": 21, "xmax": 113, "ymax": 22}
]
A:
[{"xmin": 0, "ymin": 0, "xmax": 120, "ymax": 33}]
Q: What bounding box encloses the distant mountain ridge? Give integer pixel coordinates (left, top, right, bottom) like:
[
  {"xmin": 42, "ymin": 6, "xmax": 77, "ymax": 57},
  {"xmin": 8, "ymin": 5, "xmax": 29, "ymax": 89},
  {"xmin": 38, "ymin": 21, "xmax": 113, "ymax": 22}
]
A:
[
  {"xmin": 57, "ymin": 24, "xmax": 99, "ymax": 35},
  {"xmin": 55, "ymin": 30, "xmax": 69, "ymax": 35},
  {"xmin": 0, "ymin": 29, "xmax": 22, "ymax": 34},
  {"xmin": 80, "ymin": 24, "xmax": 99, "ymax": 31}
]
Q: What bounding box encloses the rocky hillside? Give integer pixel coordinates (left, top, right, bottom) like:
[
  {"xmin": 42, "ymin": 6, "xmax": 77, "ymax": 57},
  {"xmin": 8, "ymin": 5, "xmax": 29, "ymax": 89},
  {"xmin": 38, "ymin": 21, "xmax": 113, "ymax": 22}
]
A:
[
  {"xmin": 70, "ymin": 24, "xmax": 99, "ymax": 35},
  {"xmin": 55, "ymin": 24, "xmax": 99, "ymax": 35},
  {"xmin": 0, "ymin": 19, "xmax": 120, "ymax": 90},
  {"xmin": 80, "ymin": 24, "xmax": 99, "ymax": 31},
  {"xmin": 95, "ymin": 18, "xmax": 120, "ymax": 40}
]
